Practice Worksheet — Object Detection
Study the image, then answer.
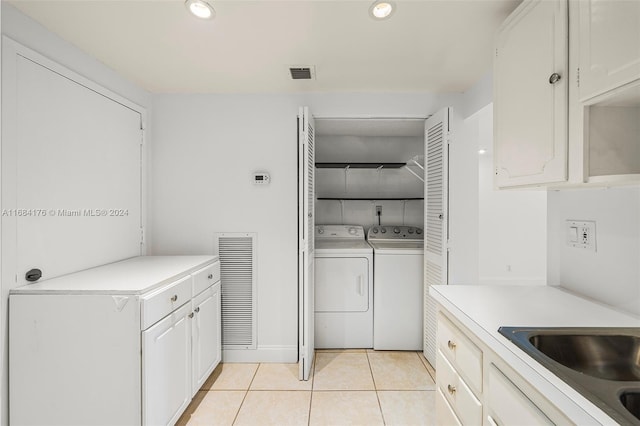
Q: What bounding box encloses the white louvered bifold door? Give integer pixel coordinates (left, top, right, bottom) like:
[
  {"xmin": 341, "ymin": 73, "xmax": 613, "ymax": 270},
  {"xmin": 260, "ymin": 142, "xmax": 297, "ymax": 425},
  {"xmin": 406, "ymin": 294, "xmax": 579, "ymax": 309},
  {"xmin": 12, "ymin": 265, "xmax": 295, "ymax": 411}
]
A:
[
  {"xmin": 215, "ymin": 233, "xmax": 257, "ymax": 349},
  {"xmin": 423, "ymin": 108, "xmax": 450, "ymax": 367},
  {"xmin": 298, "ymin": 106, "xmax": 315, "ymax": 381}
]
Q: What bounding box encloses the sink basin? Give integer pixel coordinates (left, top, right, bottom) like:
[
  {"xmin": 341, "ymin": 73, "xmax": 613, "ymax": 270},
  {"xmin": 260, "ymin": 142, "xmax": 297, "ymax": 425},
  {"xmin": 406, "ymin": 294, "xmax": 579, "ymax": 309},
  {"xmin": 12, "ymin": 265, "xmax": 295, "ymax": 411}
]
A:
[
  {"xmin": 528, "ymin": 333, "xmax": 640, "ymax": 381},
  {"xmin": 499, "ymin": 327, "xmax": 640, "ymax": 425},
  {"xmin": 621, "ymin": 391, "xmax": 640, "ymax": 422}
]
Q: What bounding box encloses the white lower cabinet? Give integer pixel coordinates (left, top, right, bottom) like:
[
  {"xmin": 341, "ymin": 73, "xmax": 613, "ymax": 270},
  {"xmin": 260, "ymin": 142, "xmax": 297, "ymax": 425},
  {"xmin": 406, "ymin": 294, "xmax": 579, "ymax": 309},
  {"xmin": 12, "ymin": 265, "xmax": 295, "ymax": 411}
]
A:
[
  {"xmin": 143, "ymin": 303, "xmax": 193, "ymax": 426},
  {"xmin": 488, "ymin": 364, "xmax": 553, "ymax": 426},
  {"xmin": 436, "ymin": 388, "xmax": 463, "ymax": 426},
  {"xmin": 436, "ymin": 350, "xmax": 482, "ymax": 425},
  {"xmin": 435, "ymin": 313, "xmax": 483, "ymax": 425},
  {"xmin": 435, "ymin": 310, "xmax": 569, "ymax": 426},
  {"xmin": 9, "ymin": 256, "xmax": 221, "ymax": 426},
  {"xmin": 191, "ymin": 281, "xmax": 222, "ymax": 396}
]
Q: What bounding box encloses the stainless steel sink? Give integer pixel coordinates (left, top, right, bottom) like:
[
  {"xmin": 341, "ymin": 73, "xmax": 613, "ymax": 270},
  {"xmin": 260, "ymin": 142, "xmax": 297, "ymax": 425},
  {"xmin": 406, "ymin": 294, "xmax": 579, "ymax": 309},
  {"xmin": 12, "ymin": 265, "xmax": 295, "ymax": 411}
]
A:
[
  {"xmin": 499, "ymin": 327, "xmax": 640, "ymax": 425},
  {"xmin": 528, "ymin": 333, "xmax": 640, "ymax": 381}
]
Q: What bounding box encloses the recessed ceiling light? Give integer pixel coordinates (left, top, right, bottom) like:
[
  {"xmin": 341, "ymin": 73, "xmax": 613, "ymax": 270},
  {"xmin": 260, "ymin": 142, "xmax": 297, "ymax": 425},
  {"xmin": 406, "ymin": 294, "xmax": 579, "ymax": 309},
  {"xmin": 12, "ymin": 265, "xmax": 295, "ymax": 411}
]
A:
[
  {"xmin": 185, "ymin": 0, "xmax": 215, "ymax": 19},
  {"xmin": 369, "ymin": 1, "xmax": 395, "ymax": 20},
  {"xmin": 478, "ymin": 149, "xmax": 487, "ymax": 155}
]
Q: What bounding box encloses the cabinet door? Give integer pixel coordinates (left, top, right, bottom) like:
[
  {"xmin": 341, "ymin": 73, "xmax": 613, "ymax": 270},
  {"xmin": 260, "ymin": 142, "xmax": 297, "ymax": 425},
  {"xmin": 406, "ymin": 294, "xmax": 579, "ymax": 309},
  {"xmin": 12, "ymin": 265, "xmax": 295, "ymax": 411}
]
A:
[
  {"xmin": 488, "ymin": 364, "xmax": 553, "ymax": 425},
  {"xmin": 435, "ymin": 388, "xmax": 462, "ymax": 426},
  {"xmin": 579, "ymin": 0, "xmax": 640, "ymax": 101},
  {"xmin": 142, "ymin": 303, "xmax": 192, "ymax": 426},
  {"xmin": 192, "ymin": 283, "xmax": 222, "ymax": 395},
  {"xmin": 494, "ymin": 0, "xmax": 568, "ymax": 187}
]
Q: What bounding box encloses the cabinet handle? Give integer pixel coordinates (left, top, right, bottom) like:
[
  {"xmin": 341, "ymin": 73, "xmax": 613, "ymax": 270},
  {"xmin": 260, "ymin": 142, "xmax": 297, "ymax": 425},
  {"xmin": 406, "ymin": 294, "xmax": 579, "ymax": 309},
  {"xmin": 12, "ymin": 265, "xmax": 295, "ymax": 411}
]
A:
[
  {"xmin": 188, "ymin": 312, "xmax": 194, "ymax": 318},
  {"xmin": 548, "ymin": 73, "xmax": 561, "ymax": 84},
  {"xmin": 208, "ymin": 274, "xmax": 213, "ymax": 280},
  {"xmin": 447, "ymin": 340, "xmax": 457, "ymax": 350},
  {"xmin": 195, "ymin": 307, "xmax": 200, "ymax": 313},
  {"xmin": 170, "ymin": 295, "xmax": 178, "ymax": 302},
  {"xmin": 447, "ymin": 384, "xmax": 457, "ymax": 395}
]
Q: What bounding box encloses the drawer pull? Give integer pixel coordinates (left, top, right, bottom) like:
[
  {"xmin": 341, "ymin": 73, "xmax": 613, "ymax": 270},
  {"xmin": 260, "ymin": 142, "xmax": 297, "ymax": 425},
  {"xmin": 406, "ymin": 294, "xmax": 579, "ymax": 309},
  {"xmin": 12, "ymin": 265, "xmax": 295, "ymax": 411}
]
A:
[
  {"xmin": 447, "ymin": 340, "xmax": 457, "ymax": 350},
  {"xmin": 208, "ymin": 274, "xmax": 213, "ymax": 280},
  {"xmin": 195, "ymin": 307, "xmax": 200, "ymax": 313},
  {"xmin": 188, "ymin": 312, "xmax": 194, "ymax": 318},
  {"xmin": 447, "ymin": 384, "xmax": 457, "ymax": 395},
  {"xmin": 170, "ymin": 295, "xmax": 178, "ymax": 302}
]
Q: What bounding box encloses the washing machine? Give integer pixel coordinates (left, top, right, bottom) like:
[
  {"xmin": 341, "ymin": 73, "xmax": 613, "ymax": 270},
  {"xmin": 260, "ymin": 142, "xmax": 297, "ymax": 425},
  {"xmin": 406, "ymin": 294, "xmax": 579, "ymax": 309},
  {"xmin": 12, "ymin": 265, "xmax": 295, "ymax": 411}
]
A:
[
  {"xmin": 367, "ymin": 225, "xmax": 424, "ymax": 350},
  {"xmin": 314, "ymin": 225, "xmax": 373, "ymax": 348}
]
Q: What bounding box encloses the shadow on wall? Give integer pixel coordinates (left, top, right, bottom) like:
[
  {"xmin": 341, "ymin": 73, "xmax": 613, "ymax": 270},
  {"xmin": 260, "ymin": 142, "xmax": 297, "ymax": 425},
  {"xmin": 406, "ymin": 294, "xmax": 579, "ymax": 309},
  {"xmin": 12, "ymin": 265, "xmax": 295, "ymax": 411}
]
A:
[{"xmin": 316, "ymin": 199, "xmax": 423, "ymax": 230}]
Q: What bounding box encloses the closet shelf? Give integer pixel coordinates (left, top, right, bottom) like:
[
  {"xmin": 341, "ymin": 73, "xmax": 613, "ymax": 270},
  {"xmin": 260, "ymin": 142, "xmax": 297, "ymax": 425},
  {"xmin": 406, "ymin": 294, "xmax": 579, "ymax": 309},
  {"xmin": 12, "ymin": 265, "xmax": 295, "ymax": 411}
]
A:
[
  {"xmin": 315, "ymin": 162, "xmax": 406, "ymax": 169},
  {"xmin": 317, "ymin": 197, "xmax": 424, "ymax": 201}
]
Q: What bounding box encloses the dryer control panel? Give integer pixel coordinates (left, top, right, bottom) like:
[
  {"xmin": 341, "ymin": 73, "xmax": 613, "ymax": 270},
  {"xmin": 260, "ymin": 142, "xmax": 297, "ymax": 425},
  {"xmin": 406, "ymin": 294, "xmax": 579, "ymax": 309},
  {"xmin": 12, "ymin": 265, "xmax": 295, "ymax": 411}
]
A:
[
  {"xmin": 316, "ymin": 225, "xmax": 365, "ymax": 240},
  {"xmin": 367, "ymin": 225, "xmax": 423, "ymax": 241}
]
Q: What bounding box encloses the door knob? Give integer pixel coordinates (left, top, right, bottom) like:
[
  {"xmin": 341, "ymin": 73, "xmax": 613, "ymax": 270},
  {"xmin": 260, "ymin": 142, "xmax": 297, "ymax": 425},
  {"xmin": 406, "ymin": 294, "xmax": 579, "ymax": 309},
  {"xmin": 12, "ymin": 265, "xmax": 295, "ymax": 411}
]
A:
[{"xmin": 549, "ymin": 73, "xmax": 561, "ymax": 84}]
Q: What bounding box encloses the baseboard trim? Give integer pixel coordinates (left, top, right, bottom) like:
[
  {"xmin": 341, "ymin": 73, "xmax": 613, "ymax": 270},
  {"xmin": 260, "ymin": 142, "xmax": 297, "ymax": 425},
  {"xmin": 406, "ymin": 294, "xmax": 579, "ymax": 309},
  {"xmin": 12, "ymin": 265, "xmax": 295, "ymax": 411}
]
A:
[{"xmin": 222, "ymin": 345, "xmax": 298, "ymax": 363}]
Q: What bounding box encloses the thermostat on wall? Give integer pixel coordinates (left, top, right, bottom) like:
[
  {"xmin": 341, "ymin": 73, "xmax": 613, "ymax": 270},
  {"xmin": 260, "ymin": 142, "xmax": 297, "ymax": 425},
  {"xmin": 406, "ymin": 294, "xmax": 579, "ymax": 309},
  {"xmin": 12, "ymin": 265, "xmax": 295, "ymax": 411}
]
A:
[{"xmin": 253, "ymin": 172, "xmax": 270, "ymax": 185}]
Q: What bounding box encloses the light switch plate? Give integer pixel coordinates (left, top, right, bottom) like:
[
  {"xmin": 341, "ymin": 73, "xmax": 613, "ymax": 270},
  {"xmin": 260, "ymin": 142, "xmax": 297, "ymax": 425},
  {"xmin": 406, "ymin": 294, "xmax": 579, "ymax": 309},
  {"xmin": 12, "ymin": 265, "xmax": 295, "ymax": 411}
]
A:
[{"xmin": 566, "ymin": 220, "xmax": 596, "ymax": 252}]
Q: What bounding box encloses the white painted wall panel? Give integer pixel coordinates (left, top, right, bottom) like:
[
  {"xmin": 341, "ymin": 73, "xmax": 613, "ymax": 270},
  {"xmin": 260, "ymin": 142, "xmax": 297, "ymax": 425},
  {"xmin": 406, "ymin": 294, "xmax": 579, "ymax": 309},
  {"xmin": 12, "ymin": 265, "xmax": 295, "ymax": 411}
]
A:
[
  {"xmin": 449, "ymin": 104, "xmax": 547, "ymax": 286},
  {"xmin": 547, "ymin": 187, "xmax": 640, "ymax": 316},
  {"xmin": 15, "ymin": 55, "xmax": 142, "ymax": 283},
  {"xmin": 478, "ymin": 105, "xmax": 547, "ymax": 284}
]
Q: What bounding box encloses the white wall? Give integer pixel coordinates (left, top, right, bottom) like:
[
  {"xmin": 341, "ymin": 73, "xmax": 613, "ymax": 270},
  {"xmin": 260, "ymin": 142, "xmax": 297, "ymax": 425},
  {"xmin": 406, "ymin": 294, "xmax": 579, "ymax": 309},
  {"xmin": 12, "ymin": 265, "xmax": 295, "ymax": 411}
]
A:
[
  {"xmin": 547, "ymin": 187, "xmax": 640, "ymax": 316},
  {"xmin": 149, "ymin": 92, "xmax": 463, "ymax": 361},
  {"xmin": 449, "ymin": 103, "xmax": 547, "ymax": 286},
  {"xmin": 1, "ymin": 5, "xmax": 152, "ymax": 424}
]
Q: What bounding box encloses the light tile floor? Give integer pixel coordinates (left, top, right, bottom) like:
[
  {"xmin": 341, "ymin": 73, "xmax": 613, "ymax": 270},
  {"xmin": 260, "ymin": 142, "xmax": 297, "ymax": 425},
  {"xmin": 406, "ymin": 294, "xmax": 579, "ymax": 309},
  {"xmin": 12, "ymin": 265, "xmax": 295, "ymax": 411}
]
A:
[{"xmin": 177, "ymin": 350, "xmax": 436, "ymax": 426}]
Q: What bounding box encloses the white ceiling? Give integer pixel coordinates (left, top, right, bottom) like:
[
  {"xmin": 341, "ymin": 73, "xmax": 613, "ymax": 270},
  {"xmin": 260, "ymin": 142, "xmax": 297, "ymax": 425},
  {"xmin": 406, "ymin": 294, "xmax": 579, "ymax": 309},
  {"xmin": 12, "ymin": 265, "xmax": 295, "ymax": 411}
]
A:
[{"xmin": 8, "ymin": 0, "xmax": 521, "ymax": 94}]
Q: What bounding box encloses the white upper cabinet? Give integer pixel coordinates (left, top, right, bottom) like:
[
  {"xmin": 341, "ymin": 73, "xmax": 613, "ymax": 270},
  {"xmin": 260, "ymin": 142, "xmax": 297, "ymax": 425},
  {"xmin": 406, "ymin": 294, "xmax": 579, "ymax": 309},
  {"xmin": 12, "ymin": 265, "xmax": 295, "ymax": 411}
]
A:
[
  {"xmin": 578, "ymin": 0, "xmax": 640, "ymax": 101},
  {"xmin": 494, "ymin": 0, "xmax": 569, "ymax": 188}
]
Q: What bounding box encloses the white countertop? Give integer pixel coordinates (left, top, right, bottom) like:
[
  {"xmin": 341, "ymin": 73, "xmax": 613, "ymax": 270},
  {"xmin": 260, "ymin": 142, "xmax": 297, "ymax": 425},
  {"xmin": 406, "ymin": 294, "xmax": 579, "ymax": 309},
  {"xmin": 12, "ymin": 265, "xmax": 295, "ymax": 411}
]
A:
[
  {"xmin": 430, "ymin": 284, "xmax": 640, "ymax": 425},
  {"xmin": 10, "ymin": 255, "xmax": 218, "ymax": 295}
]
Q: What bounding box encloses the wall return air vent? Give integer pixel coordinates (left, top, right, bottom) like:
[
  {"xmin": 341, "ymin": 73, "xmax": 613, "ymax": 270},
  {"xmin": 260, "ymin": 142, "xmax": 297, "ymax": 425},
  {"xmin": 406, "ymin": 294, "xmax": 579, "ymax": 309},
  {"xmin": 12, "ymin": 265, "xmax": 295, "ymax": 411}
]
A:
[
  {"xmin": 214, "ymin": 232, "xmax": 257, "ymax": 350},
  {"xmin": 289, "ymin": 66, "xmax": 315, "ymax": 80}
]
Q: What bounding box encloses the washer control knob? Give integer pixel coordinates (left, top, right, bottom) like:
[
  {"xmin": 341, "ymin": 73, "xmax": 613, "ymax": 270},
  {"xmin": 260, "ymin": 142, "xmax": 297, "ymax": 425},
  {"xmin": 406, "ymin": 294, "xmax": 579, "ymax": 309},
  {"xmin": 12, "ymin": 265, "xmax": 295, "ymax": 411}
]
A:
[
  {"xmin": 416, "ymin": 228, "xmax": 423, "ymax": 235},
  {"xmin": 348, "ymin": 227, "xmax": 357, "ymax": 235},
  {"xmin": 372, "ymin": 227, "xmax": 379, "ymax": 234},
  {"xmin": 393, "ymin": 227, "xmax": 401, "ymax": 234},
  {"xmin": 408, "ymin": 227, "xmax": 415, "ymax": 234},
  {"xmin": 318, "ymin": 227, "xmax": 324, "ymax": 234},
  {"xmin": 381, "ymin": 227, "xmax": 387, "ymax": 234}
]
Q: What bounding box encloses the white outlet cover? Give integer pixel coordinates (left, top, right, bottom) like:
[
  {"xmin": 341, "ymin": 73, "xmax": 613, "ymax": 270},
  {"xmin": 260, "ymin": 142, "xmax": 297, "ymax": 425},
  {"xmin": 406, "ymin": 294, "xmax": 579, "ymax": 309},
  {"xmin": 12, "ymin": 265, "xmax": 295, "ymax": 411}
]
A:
[{"xmin": 566, "ymin": 220, "xmax": 596, "ymax": 252}]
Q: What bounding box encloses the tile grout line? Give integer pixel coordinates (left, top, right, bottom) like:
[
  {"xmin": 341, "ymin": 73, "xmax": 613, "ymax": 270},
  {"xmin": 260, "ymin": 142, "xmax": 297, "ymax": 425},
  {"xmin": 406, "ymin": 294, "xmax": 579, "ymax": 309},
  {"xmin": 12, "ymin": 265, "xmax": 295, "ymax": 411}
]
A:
[
  {"xmin": 308, "ymin": 352, "xmax": 317, "ymax": 426},
  {"xmin": 417, "ymin": 350, "xmax": 437, "ymax": 383},
  {"xmin": 366, "ymin": 350, "xmax": 388, "ymax": 426},
  {"xmin": 230, "ymin": 363, "xmax": 261, "ymax": 425}
]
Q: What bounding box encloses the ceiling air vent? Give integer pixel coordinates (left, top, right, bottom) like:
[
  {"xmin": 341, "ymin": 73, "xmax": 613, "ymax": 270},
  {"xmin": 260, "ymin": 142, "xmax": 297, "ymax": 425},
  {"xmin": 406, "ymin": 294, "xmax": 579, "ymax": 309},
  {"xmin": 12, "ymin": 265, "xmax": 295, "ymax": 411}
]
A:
[{"xmin": 289, "ymin": 66, "xmax": 314, "ymax": 80}]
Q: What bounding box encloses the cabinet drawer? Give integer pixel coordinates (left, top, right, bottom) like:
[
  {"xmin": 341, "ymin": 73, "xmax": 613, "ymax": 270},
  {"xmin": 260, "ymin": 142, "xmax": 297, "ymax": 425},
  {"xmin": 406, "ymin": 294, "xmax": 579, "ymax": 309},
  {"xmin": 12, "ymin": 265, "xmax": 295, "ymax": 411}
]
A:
[
  {"xmin": 436, "ymin": 350, "xmax": 482, "ymax": 426},
  {"xmin": 436, "ymin": 388, "xmax": 462, "ymax": 426},
  {"xmin": 437, "ymin": 314, "xmax": 483, "ymax": 394},
  {"xmin": 192, "ymin": 262, "xmax": 220, "ymax": 296},
  {"xmin": 488, "ymin": 364, "xmax": 553, "ymax": 426},
  {"xmin": 141, "ymin": 276, "xmax": 191, "ymax": 329}
]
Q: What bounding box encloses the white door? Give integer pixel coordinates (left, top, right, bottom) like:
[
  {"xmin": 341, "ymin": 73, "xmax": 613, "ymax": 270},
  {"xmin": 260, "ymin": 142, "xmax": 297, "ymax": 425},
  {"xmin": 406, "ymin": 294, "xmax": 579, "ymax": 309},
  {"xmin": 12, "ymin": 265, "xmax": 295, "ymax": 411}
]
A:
[
  {"xmin": 191, "ymin": 283, "xmax": 221, "ymax": 396},
  {"xmin": 142, "ymin": 303, "xmax": 192, "ymax": 426},
  {"xmin": 423, "ymin": 108, "xmax": 450, "ymax": 366},
  {"xmin": 315, "ymin": 257, "xmax": 369, "ymax": 312},
  {"xmin": 298, "ymin": 106, "xmax": 315, "ymax": 380},
  {"xmin": 493, "ymin": 0, "xmax": 568, "ymax": 187}
]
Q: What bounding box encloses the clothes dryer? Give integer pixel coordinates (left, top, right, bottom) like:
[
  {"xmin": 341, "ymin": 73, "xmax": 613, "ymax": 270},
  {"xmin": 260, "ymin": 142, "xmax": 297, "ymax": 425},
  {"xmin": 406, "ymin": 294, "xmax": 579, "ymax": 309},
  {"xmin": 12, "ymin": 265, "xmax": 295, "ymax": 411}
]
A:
[
  {"xmin": 367, "ymin": 225, "xmax": 424, "ymax": 350},
  {"xmin": 314, "ymin": 225, "xmax": 373, "ymax": 348}
]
